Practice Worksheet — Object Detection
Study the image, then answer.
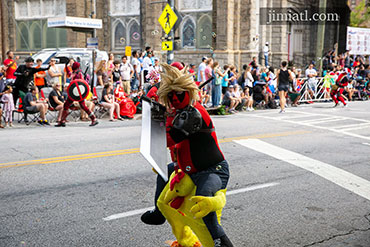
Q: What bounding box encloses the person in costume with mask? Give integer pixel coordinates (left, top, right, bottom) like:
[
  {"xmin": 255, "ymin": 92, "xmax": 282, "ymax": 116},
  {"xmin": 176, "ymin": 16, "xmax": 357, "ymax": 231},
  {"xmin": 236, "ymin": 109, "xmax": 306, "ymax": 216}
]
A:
[{"xmin": 141, "ymin": 64, "xmax": 233, "ymax": 247}]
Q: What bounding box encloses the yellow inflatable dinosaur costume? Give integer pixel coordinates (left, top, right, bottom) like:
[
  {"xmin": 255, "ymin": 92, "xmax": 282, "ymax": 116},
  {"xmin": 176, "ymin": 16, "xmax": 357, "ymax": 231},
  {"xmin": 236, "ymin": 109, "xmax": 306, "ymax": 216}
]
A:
[{"xmin": 157, "ymin": 169, "xmax": 227, "ymax": 247}]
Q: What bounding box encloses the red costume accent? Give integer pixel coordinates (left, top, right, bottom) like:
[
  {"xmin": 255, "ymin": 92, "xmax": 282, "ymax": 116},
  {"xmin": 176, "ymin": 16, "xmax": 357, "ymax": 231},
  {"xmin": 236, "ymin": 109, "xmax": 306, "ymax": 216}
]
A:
[
  {"xmin": 114, "ymin": 86, "xmax": 137, "ymax": 119},
  {"xmin": 331, "ymin": 72, "xmax": 348, "ymax": 106}
]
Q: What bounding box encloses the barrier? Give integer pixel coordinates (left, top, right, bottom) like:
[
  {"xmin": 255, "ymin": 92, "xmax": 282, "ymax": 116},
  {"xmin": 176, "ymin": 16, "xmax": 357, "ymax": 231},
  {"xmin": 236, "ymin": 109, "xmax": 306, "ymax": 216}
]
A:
[{"xmin": 296, "ymin": 77, "xmax": 332, "ymax": 103}]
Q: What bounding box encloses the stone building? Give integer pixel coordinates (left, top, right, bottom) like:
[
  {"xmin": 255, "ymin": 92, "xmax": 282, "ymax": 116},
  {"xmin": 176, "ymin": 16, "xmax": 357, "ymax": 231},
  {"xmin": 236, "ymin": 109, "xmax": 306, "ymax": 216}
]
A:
[{"xmin": 0, "ymin": 0, "xmax": 350, "ymax": 69}]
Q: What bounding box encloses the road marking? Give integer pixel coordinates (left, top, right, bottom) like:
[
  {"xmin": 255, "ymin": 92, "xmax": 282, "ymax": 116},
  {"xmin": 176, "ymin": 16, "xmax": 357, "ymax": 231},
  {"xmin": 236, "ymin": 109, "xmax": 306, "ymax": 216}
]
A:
[
  {"xmin": 234, "ymin": 139, "xmax": 370, "ymax": 201},
  {"xmin": 0, "ymin": 131, "xmax": 310, "ymax": 169},
  {"xmin": 249, "ymin": 114, "xmax": 370, "ymax": 141},
  {"xmin": 363, "ymin": 143, "xmax": 370, "ymax": 146},
  {"xmin": 102, "ymin": 182, "xmax": 279, "ymax": 221}
]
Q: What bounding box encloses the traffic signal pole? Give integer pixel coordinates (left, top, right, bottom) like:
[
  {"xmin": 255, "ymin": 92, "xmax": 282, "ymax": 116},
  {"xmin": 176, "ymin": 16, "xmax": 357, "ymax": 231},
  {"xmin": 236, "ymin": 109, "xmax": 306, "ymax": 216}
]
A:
[{"xmin": 167, "ymin": 0, "xmax": 174, "ymax": 64}]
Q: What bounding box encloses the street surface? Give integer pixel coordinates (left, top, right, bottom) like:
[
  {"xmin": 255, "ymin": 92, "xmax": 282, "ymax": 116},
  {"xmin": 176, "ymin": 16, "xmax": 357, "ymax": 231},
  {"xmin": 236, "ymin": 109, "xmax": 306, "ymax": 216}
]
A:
[{"xmin": 1, "ymin": 101, "xmax": 370, "ymax": 247}]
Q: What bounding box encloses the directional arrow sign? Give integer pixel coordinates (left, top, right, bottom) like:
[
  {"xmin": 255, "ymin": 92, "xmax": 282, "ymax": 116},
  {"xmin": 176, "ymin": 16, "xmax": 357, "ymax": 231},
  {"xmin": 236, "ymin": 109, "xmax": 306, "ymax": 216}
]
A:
[
  {"xmin": 158, "ymin": 4, "xmax": 178, "ymax": 35},
  {"xmin": 162, "ymin": 41, "xmax": 173, "ymax": 51}
]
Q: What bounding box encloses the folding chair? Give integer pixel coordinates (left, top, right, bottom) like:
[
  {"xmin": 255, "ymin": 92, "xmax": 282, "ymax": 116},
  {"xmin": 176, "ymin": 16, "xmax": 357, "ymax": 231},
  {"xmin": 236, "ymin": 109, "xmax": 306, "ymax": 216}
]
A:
[
  {"xmin": 93, "ymin": 87, "xmax": 109, "ymax": 119},
  {"xmin": 41, "ymin": 87, "xmax": 58, "ymax": 123},
  {"xmin": 13, "ymin": 93, "xmax": 39, "ymax": 125}
]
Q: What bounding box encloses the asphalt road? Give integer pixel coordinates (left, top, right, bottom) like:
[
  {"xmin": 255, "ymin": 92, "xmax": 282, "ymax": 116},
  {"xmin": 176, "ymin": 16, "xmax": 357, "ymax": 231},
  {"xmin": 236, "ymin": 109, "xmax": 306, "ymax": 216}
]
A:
[{"xmin": 1, "ymin": 101, "xmax": 370, "ymax": 247}]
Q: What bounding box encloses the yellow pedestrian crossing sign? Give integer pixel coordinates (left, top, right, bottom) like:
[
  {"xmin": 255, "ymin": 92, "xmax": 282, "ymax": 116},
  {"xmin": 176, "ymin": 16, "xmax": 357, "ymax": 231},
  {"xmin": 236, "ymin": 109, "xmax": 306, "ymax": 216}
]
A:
[
  {"xmin": 162, "ymin": 41, "xmax": 173, "ymax": 51},
  {"xmin": 158, "ymin": 4, "xmax": 178, "ymax": 34}
]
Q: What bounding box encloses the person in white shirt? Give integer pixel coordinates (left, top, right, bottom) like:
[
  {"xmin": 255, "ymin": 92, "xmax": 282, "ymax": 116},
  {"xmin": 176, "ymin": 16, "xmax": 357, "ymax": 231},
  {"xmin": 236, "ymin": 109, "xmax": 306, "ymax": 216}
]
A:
[
  {"xmin": 305, "ymin": 63, "xmax": 318, "ymax": 101},
  {"xmin": 264, "ymin": 42, "xmax": 269, "ymax": 67},
  {"xmin": 197, "ymin": 57, "xmax": 207, "ymax": 82},
  {"xmin": 120, "ymin": 56, "xmax": 134, "ymax": 95},
  {"xmin": 143, "ymin": 51, "xmax": 153, "ymax": 84},
  {"xmin": 131, "ymin": 50, "xmax": 141, "ymax": 93}
]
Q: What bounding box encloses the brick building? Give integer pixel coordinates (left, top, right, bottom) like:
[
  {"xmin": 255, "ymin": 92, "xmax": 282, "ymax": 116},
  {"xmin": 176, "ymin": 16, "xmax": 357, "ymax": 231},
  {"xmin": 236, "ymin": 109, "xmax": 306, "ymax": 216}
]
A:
[{"xmin": 0, "ymin": 0, "xmax": 350, "ymax": 69}]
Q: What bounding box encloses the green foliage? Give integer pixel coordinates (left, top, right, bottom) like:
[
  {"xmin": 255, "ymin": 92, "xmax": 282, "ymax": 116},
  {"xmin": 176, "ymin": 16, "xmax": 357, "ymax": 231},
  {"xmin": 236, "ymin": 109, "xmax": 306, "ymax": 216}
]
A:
[
  {"xmin": 217, "ymin": 105, "xmax": 226, "ymax": 115},
  {"xmin": 350, "ymin": 0, "xmax": 370, "ymax": 27}
]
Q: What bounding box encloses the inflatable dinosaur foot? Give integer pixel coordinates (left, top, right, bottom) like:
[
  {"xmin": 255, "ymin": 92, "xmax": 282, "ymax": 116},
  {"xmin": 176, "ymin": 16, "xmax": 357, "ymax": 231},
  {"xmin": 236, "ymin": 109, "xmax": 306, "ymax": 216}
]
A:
[{"xmin": 157, "ymin": 170, "xmax": 227, "ymax": 247}]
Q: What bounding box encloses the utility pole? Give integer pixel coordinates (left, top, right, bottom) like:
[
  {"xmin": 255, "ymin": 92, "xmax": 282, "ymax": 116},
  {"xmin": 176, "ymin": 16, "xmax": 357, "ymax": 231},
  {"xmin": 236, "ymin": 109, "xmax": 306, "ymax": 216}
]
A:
[
  {"xmin": 0, "ymin": 0, "xmax": 6, "ymax": 62},
  {"xmin": 167, "ymin": 0, "xmax": 174, "ymax": 64},
  {"xmin": 315, "ymin": 0, "xmax": 327, "ymax": 74}
]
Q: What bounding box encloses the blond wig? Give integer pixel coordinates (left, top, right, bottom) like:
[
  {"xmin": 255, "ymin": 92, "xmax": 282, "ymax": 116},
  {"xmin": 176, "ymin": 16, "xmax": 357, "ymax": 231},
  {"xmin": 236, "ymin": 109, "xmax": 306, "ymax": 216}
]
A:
[{"xmin": 157, "ymin": 63, "xmax": 199, "ymax": 108}]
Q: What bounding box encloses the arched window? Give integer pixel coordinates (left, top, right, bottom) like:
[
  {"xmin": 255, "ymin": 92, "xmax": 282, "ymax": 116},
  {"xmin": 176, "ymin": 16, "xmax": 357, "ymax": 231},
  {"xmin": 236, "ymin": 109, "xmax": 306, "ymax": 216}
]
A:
[
  {"xmin": 114, "ymin": 22, "xmax": 126, "ymax": 49},
  {"xmin": 197, "ymin": 15, "xmax": 212, "ymax": 49},
  {"xmin": 58, "ymin": 29, "xmax": 67, "ymax": 48},
  {"xmin": 129, "ymin": 21, "xmax": 141, "ymax": 48},
  {"xmin": 18, "ymin": 23, "xmax": 29, "ymax": 50},
  {"xmin": 182, "ymin": 18, "xmax": 195, "ymax": 48},
  {"xmin": 46, "ymin": 27, "xmax": 56, "ymax": 48},
  {"xmin": 30, "ymin": 22, "xmax": 42, "ymax": 49}
]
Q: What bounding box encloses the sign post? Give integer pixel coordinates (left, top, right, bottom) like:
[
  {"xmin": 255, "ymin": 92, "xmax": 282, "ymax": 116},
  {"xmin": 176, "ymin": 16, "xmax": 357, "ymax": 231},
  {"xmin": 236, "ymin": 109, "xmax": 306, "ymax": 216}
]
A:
[{"xmin": 158, "ymin": 2, "xmax": 178, "ymax": 64}]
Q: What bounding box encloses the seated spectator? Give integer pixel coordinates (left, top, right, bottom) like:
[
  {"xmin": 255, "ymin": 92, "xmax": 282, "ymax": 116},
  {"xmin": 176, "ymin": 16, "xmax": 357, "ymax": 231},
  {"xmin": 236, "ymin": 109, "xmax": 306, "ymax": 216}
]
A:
[
  {"xmin": 222, "ymin": 85, "xmax": 239, "ymax": 114},
  {"xmin": 48, "ymin": 82, "xmax": 65, "ymax": 123},
  {"xmin": 80, "ymin": 91, "xmax": 96, "ymax": 121},
  {"xmin": 241, "ymin": 87, "xmax": 254, "ymax": 111},
  {"xmin": 200, "ymin": 87, "xmax": 210, "ymax": 107},
  {"xmin": 23, "ymin": 86, "xmax": 49, "ymax": 125},
  {"xmin": 101, "ymin": 82, "xmax": 123, "ymax": 121},
  {"xmin": 232, "ymin": 85, "xmax": 247, "ymax": 111},
  {"xmin": 288, "ymin": 80, "xmax": 301, "ymax": 107}
]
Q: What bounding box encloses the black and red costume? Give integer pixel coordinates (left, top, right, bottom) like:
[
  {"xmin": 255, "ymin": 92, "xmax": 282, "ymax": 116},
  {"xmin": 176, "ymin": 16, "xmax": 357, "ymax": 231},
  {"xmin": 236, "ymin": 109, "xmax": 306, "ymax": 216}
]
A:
[
  {"xmin": 141, "ymin": 89, "xmax": 232, "ymax": 246},
  {"xmin": 331, "ymin": 72, "xmax": 348, "ymax": 107},
  {"xmin": 56, "ymin": 62, "xmax": 98, "ymax": 127}
]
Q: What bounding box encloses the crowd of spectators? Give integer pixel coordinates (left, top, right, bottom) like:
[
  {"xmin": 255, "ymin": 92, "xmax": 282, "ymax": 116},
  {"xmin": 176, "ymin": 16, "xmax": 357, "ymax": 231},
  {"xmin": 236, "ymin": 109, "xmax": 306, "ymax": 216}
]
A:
[{"xmin": 0, "ymin": 47, "xmax": 370, "ymax": 128}]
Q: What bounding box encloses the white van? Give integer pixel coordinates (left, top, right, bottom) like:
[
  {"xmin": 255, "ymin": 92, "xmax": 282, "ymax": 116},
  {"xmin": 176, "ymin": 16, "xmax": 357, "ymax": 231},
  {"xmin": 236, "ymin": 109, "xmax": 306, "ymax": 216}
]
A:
[{"xmin": 32, "ymin": 48, "xmax": 109, "ymax": 86}]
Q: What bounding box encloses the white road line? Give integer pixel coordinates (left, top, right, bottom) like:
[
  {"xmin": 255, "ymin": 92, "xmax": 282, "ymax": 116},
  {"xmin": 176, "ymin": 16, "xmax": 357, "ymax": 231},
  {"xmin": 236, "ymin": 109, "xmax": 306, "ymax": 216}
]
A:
[
  {"xmin": 331, "ymin": 122, "xmax": 370, "ymax": 130},
  {"xmin": 363, "ymin": 143, "xmax": 370, "ymax": 146},
  {"xmin": 234, "ymin": 139, "xmax": 370, "ymax": 201},
  {"xmin": 102, "ymin": 182, "xmax": 279, "ymax": 221},
  {"xmin": 303, "ymin": 117, "xmax": 345, "ymax": 124},
  {"xmin": 250, "ymin": 114, "xmax": 370, "ymax": 141},
  {"xmin": 340, "ymin": 124, "xmax": 370, "ymax": 132}
]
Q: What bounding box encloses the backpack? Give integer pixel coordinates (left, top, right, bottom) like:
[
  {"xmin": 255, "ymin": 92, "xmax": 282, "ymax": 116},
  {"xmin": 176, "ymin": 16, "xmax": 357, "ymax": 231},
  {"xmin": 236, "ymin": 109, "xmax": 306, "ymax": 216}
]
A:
[{"xmin": 237, "ymin": 72, "xmax": 245, "ymax": 87}]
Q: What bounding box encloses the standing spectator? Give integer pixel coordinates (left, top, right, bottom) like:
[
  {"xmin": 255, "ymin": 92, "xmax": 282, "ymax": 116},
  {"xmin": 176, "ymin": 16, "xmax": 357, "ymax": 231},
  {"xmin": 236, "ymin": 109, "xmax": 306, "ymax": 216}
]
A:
[
  {"xmin": 244, "ymin": 65, "xmax": 254, "ymax": 91},
  {"xmin": 34, "ymin": 59, "xmax": 47, "ymax": 91},
  {"xmin": 48, "ymin": 81, "xmax": 64, "ymax": 123},
  {"xmin": 264, "ymin": 42, "xmax": 269, "ymax": 67},
  {"xmin": 48, "ymin": 58, "xmax": 62, "ymax": 87},
  {"xmin": 249, "ymin": 56, "xmax": 258, "ymax": 67},
  {"xmin": 276, "ymin": 61, "xmax": 293, "ymax": 113},
  {"xmin": 110, "ymin": 60, "xmax": 122, "ymax": 85},
  {"xmin": 197, "ymin": 57, "xmax": 207, "ymax": 82},
  {"xmin": 107, "ymin": 53, "xmax": 115, "ymax": 77},
  {"xmin": 153, "ymin": 58, "xmax": 162, "ymax": 73},
  {"xmin": 212, "ymin": 62, "xmax": 227, "ymax": 107},
  {"xmin": 344, "ymin": 50, "xmax": 351, "ymax": 68},
  {"xmin": 63, "ymin": 58, "xmax": 74, "ymax": 86},
  {"xmin": 189, "ymin": 63, "xmax": 196, "ymax": 81},
  {"xmin": 96, "ymin": 60, "xmax": 109, "ymax": 86},
  {"xmin": 204, "ymin": 58, "xmax": 213, "ymax": 102},
  {"xmin": 221, "ymin": 65, "xmax": 231, "ymax": 96},
  {"xmin": 131, "ymin": 50, "xmax": 141, "ymax": 93},
  {"xmin": 13, "ymin": 57, "xmax": 49, "ymax": 105},
  {"xmin": 1, "ymin": 85, "xmax": 15, "ymax": 127},
  {"xmin": 120, "ymin": 56, "xmax": 134, "ymax": 95},
  {"xmin": 101, "ymin": 82, "xmax": 122, "ymax": 121},
  {"xmin": 23, "ymin": 86, "xmax": 49, "ymax": 125},
  {"xmin": 228, "ymin": 65, "xmax": 237, "ymax": 86},
  {"xmin": 3, "ymin": 51, "xmax": 20, "ymax": 85},
  {"xmin": 305, "ymin": 63, "xmax": 318, "ymax": 102},
  {"xmin": 143, "ymin": 51, "xmax": 153, "ymax": 84}
]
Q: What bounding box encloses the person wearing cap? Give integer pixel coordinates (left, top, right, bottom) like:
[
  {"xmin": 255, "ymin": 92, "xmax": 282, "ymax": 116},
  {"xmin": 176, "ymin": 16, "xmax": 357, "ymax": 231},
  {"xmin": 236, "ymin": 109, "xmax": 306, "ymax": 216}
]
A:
[
  {"xmin": 222, "ymin": 85, "xmax": 239, "ymax": 113},
  {"xmin": 12, "ymin": 57, "xmax": 50, "ymax": 105},
  {"xmin": 264, "ymin": 42, "xmax": 269, "ymax": 67},
  {"xmin": 56, "ymin": 62, "xmax": 98, "ymax": 127}
]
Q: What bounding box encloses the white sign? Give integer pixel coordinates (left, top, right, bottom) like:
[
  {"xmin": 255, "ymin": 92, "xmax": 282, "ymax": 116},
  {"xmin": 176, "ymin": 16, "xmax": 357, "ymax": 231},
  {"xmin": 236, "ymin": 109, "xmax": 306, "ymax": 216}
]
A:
[
  {"xmin": 346, "ymin": 26, "xmax": 370, "ymax": 55},
  {"xmin": 48, "ymin": 16, "xmax": 103, "ymax": 29},
  {"xmin": 87, "ymin": 38, "xmax": 98, "ymax": 49}
]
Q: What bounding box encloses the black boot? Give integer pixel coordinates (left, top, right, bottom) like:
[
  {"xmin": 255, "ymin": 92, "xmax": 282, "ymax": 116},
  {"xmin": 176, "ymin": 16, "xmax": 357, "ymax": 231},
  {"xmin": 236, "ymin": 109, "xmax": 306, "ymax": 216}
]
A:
[
  {"xmin": 214, "ymin": 234, "xmax": 233, "ymax": 247},
  {"xmin": 140, "ymin": 208, "xmax": 166, "ymax": 225}
]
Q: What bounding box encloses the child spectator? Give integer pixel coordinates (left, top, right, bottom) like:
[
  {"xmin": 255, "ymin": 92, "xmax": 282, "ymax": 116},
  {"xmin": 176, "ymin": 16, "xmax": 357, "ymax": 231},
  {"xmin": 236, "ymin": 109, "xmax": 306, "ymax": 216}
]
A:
[
  {"xmin": 241, "ymin": 86, "xmax": 254, "ymax": 111},
  {"xmin": 221, "ymin": 65, "xmax": 231, "ymax": 96},
  {"xmin": 232, "ymin": 85, "xmax": 246, "ymax": 111},
  {"xmin": 222, "ymin": 85, "xmax": 239, "ymax": 113},
  {"xmin": 1, "ymin": 85, "xmax": 15, "ymax": 127}
]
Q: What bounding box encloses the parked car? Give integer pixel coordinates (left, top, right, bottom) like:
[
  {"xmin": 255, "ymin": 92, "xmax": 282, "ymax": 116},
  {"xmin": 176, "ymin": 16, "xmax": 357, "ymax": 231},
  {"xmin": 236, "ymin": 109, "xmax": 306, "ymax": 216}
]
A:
[{"xmin": 32, "ymin": 48, "xmax": 108, "ymax": 86}]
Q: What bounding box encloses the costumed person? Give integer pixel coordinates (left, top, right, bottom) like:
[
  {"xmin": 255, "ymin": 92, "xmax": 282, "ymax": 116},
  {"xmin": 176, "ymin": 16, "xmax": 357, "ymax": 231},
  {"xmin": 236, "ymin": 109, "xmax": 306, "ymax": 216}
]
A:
[
  {"xmin": 141, "ymin": 64, "xmax": 233, "ymax": 247},
  {"xmin": 331, "ymin": 72, "xmax": 348, "ymax": 107},
  {"xmin": 12, "ymin": 57, "xmax": 50, "ymax": 105},
  {"xmin": 113, "ymin": 81, "xmax": 136, "ymax": 119},
  {"xmin": 56, "ymin": 62, "xmax": 98, "ymax": 127}
]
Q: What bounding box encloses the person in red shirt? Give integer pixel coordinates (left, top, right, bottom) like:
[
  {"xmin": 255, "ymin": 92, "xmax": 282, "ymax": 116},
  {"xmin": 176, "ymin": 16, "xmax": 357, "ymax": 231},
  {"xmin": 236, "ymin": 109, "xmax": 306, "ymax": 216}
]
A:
[
  {"xmin": 34, "ymin": 59, "xmax": 47, "ymax": 91},
  {"xmin": 3, "ymin": 51, "xmax": 19, "ymax": 84}
]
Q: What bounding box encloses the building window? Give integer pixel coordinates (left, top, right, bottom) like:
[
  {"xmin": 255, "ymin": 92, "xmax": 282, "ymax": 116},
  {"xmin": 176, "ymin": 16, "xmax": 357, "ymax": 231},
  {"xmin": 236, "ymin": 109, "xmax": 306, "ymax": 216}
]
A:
[
  {"xmin": 110, "ymin": 0, "xmax": 140, "ymax": 16},
  {"xmin": 15, "ymin": 0, "xmax": 66, "ymax": 20},
  {"xmin": 114, "ymin": 22, "xmax": 126, "ymax": 49},
  {"xmin": 17, "ymin": 23, "xmax": 29, "ymax": 50},
  {"xmin": 182, "ymin": 18, "xmax": 196, "ymax": 48},
  {"xmin": 197, "ymin": 15, "xmax": 212, "ymax": 49},
  {"xmin": 30, "ymin": 23, "xmax": 42, "ymax": 49},
  {"xmin": 129, "ymin": 20, "xmax": 141, "ymax": 48},
  {"xmin": 179, "ymin": 0, "xmax": 212, "ymax": 12}
]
